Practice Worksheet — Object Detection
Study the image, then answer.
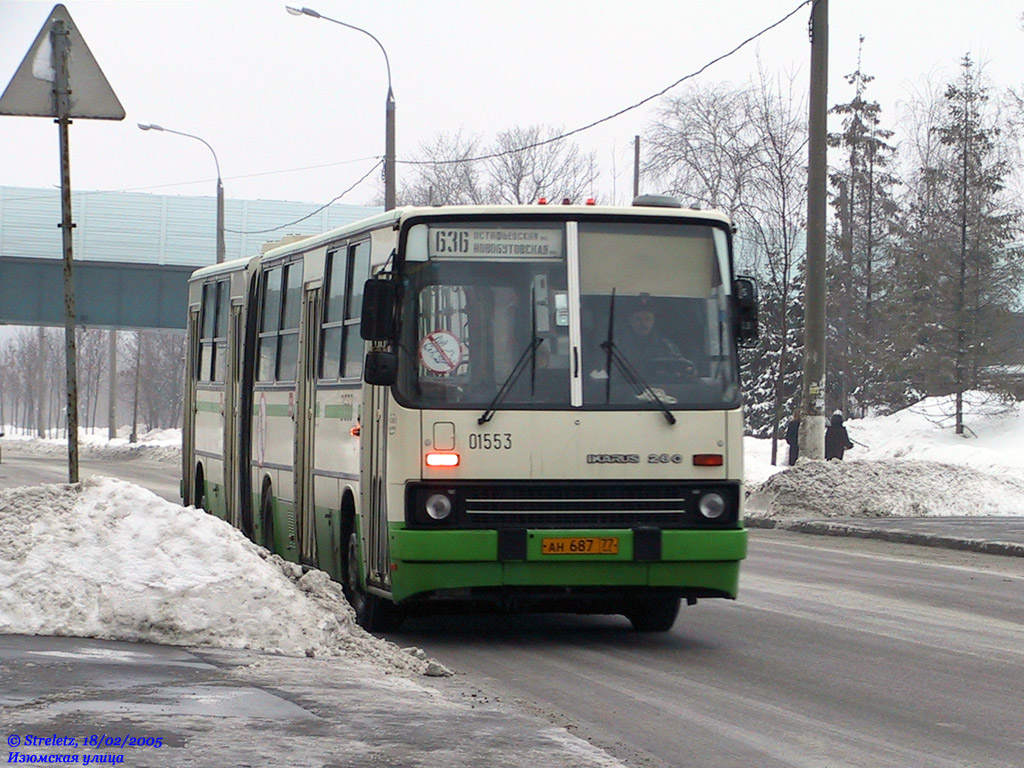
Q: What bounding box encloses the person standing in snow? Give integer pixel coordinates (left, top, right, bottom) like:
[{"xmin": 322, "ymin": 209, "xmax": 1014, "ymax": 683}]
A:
[
  {"xmin": 784, "ymin": 408, "xmax": 801, "ymax": 466},
  {"xmin": 825, "ymin": 412, "xmax": 854, "ymax": 460}
]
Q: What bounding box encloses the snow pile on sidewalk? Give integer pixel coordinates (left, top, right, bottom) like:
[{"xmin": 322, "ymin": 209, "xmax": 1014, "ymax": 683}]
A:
[
  {"xmin": 0, "ymin": 477, "xmax": 448, "ymax": 677},
  {"xmin": 745, "ymin": 393, "xmax": 1024, "ymax": 519},
  {"xmin": 746, "ymin": 458, "xmax": 1024, "ymax": 519}
]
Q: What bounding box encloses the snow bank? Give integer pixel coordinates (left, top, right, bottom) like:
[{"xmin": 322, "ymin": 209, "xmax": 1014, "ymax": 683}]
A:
[
  {"xmin": 746, "ymin": 459, "xmax": 1024, "ymax": 519},
  {"xmin": 1, "ymin": 427, "xmax": 180, "ymax": 463},
  {"xmin": 0, "ymin": 477, "xmax": 448, "ymax": 676},
  {"xmin": 745, "ymin": 393, "xmax": 1024, "ymax": 519}
]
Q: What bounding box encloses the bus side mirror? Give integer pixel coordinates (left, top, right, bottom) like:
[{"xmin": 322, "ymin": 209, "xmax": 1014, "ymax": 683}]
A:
[
  {"xmin": 360, "ymin": 279, "xmax": 396, "ymax": 341},
  {"xmin": 734, "ymin": 276, "xmax": 759, "ymax": 347},
  {"xmin": 364, "ymin": 350, "xmax": 398, "ymax": 386}
]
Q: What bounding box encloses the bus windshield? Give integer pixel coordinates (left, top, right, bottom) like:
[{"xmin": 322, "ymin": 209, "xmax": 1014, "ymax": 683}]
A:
[{"xmin": 396, "ymin": 218, "xmax": 740, "ymax": 410}]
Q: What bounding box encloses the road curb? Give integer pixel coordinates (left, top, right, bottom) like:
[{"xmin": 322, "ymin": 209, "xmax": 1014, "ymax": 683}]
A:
[{"xmin": 746, "ymin": 517, "xmax": 1024, "ymax": 559}]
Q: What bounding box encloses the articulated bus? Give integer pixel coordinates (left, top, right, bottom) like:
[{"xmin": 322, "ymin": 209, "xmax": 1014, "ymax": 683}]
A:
[{"xmin": 183, "ymin": 196, "xmax": 759, "ymax": 632}]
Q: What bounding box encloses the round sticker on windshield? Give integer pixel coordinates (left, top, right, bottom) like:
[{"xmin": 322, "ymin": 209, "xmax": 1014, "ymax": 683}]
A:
[{"xmin": 419, "ymin": 330, "xmax": 462, "ymax": 374}]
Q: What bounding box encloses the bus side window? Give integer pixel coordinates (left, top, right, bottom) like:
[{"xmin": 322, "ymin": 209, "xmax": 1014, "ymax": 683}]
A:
[
  {"xmin": 320, "ymin": 249, "xmax": 346, "ymax": 380},
  {"xmin": 198, "ymin": 280, "xmax": 228, "ymax": 383},
  {"xmin": 277, "ymin": 263, "xmax": 303, "ymax": 381},
  {"xmin": 257, "ymin": 267, "xmax": 283, "ymax": 382},
  {"xmin": 342, "ymin": 241, "xmax": 370, "ymax": 379},
  {"xmin": 213, "ymin": 280, "xmax": 229, "ymax": 382},
  {"xmin": 199, "ymin": 283, "xmax": 215, "ymax": 382}
]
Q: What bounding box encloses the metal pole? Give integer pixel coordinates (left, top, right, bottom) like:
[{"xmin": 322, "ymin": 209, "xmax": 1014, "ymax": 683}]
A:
[
  {"xmin": 385, "ymin": 88, "xmax": 396, "ymax": 210},
  {"xmin": 633, "ymin": 135, "xmax": 640, "ymax": 199},
  {"xmin": 107, "ymin": 330, "xmax": 117, "ymax": 439},
  {"xmin": 138, "ymin": 124, "xmax": 223, "ymax": 263},
  {"xmin": 799, "ymin": 0, "xmax": 828, "ymax": 460},
  {"xmin": 53, "ymin": 18, "xmax": 79, "ymax": 483},
  {"xmin": 216, "ymin": 177, "xmax": 226, "ymax": 263},
  {"xmin": 287, "ymin": 8, "xmax": 395, "ymax": 208},
  {"xmin": 131, "ymin": 331, "xmax": 141, "ymax": 444}
]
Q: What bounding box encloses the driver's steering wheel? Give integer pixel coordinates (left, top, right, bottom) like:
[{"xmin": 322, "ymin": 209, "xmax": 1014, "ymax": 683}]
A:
[{"xmin": 650, "ymin": 356, "xmax": 698, "ymax": 381}]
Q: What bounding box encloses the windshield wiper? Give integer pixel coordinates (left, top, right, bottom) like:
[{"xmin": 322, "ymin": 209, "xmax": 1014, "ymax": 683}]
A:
[
  {"xmin": 600, "ymin": 288, "xmax": 675, "ymax": 425},
  {"xmin": 600, "ymin": 340, "xmax": 677, "ymax": 425},
  {"xmin": 478, "ymin": 336, "xmax": 544, "ymax": 425}
]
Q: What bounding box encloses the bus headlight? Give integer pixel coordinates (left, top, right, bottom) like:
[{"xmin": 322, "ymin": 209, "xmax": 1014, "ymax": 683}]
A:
[
  {"xmin": 424, "ymin": 493, "xmax": 453, "ymax": 521},
  {"xmin": 698, "ymin": 492, "xmax": 726, "ymax": 520}
]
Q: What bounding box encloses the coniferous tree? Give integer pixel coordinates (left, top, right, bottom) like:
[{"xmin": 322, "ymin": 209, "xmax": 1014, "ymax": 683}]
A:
[
  {"xmin": 894, "ymin": 56, "xmax": 1023, "ymax": 432},
  {"xmin": 826, "ymin": 40, "xmax": 903, "ymax": 416}
]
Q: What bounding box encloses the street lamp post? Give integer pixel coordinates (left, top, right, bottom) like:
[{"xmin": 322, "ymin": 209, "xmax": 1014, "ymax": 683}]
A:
[
  {"xmin": 138, "ymin": 123, "xmax": 225, "ymax": 263},
  {"xmin": 286, "ymin": 6, "xmax": 396, "ymax": 210}
]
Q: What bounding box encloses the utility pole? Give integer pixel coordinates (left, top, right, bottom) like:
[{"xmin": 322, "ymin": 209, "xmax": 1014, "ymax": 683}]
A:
[
  {"xmin": 0, "ymin": 4, "xmax": 125, "ymax": 482},
  {"xmin": 53, "ymin": 18, "xmax": 80, "ymax": 482},
  {"xmin": 633, "ymin": 135, "xmax": 640, "ymax": 199},
  {"xmin": 799, "ymin": 0, "xmax": 828, "ymax": 460}
]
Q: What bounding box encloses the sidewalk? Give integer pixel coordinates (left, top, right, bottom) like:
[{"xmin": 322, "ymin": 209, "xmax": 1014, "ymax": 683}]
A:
[{"xmin": 0, "ymin": 635, "xmax": 626, "ymax": 768}]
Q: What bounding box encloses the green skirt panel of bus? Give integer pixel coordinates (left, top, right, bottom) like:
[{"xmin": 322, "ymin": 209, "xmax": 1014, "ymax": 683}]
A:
[{"xmin": 388, "ymin": 524, "xmax": 746, "ymax": 603}]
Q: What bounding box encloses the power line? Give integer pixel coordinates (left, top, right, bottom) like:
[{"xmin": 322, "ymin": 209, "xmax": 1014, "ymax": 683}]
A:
[
  {"xmin": 225, "ymin": 159, "xmax": 383, "ymax": 235},
  {"xmin": 2, "ymin": 2, "xmax": 812, "ymax": 219},
  {"xmin": 0, "ymin": 155, "xmax": 382, "ymax": 202},
  {"xmin": 398, "ymin": 0, "xmax": 812, "ymax": 167}
]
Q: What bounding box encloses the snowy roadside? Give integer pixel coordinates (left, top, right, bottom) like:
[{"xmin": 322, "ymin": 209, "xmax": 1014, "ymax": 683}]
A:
[
  {"xmin": 0, "ymin": 426, "xmax": 181, "ymax": 464},
  {"xmin": 744, "ymin": 393, "xmax": 1024, "ymax": 519},
  {"xmin": 0, "ymin": 476, "xmax": 449, "ymax": 678}
]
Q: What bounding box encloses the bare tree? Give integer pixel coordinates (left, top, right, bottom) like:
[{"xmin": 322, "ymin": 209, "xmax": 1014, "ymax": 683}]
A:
[
  {"xmin": 644, "ymin": 82, "xmax": 758, "ymax": 215},
  {"xmin": 399, "ymin": 128, "xmax": 486, "ymax": 206},
  {"xmin": 486, "ymin": 125, "xmax": 599, "ymax": 204},
  {"xmin": 643, "ymin": 72, "xmax": 807, "ymax": 460}
]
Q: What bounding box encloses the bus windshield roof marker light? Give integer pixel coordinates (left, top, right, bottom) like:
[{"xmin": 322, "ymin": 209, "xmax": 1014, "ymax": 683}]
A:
[{"xmin": 425, "ymin": 452, "xmax": 460, "ymax": 467}]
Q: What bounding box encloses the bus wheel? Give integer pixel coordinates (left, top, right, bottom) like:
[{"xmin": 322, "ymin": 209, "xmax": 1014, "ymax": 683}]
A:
[
  {"xmin": 344, "ymin": 532, "xmax": 404, "ymax": 633},
  {"xmin": 261, "ymin": 487, "xmax": 276, "ymax": 553},
  {"xmin": 625, "ymin": 596, "xmax": 681, "ymax": 632}
]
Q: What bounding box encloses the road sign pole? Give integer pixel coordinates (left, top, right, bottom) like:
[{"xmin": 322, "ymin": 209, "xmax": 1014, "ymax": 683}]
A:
[{"xmin": 53, "ymin": 18, "xmax": 79, "ymax": 483}]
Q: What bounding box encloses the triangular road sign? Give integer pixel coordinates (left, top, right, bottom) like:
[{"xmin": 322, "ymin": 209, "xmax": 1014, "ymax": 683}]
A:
[{"xmin": 0, "ymin": 4, "xmax": 125, "ymax": 119}]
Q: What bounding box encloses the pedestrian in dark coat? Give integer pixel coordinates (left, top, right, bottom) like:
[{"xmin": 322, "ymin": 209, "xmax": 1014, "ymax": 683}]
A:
[
  {"xmin": 784, "ymin": 408, "xmax": 801, "ymax": 466},
  {"xmin": 824, "ymin": 412, "xmax": 854, "ymax": 460}
]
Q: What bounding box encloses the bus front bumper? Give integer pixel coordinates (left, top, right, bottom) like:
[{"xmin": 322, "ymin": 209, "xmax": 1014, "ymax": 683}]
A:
[{"xmin": 387, "ymin": 526, "xmax": 747, "ymax": 604}]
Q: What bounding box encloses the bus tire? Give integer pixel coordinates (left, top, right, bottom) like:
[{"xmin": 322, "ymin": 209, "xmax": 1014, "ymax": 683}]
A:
[
  {"xmin": 261, "ymin": 483, "xmax": 276, "ymax": 553},
  {"xmin": 345, "ymin": 531, "xmax": 404, "ymax": 633},
  {"xmin": 625, "ymin": 596, "xmax": 681, "ymax": 632}
]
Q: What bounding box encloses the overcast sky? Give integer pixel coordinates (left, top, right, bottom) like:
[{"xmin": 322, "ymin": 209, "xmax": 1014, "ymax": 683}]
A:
[{"xmin": 1, "ymin": 1, "xmax": 1023, "ymax": 208}]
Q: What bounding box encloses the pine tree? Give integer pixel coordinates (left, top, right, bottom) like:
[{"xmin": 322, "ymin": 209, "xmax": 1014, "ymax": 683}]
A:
[
  {"xmin": 894, "ymin": 55, "xmax": 1023, "ymax": 432},
  {"xmin": 826, "ymin": 39, "xmax": 903, "ymax": 417}
]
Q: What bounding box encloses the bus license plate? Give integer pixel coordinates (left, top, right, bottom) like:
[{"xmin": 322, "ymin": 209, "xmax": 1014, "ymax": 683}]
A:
[{"xmin": 541, "ymin": 537, "xmax": 619, "ymax": 555}]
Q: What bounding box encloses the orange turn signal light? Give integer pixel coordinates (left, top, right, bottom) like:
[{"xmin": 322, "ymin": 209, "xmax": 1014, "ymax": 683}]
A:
[
  {"xmin": 693, "ymin": 453, "xmax": 724, "ymax": 466},
  {"xmin": 425, "ymin": 452, "xmax": 460, "ymax": 467}
]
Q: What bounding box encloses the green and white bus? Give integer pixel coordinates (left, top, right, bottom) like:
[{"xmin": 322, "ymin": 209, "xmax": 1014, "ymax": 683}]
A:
[{"xmin": 183, "ymin": 196, "xmax": 758, "ymax": 632}]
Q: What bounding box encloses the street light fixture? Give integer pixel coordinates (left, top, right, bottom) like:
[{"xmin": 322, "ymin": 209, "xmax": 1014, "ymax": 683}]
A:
[
  {"xmin": 138, "ymin": 123, "xmax": 226, "ymax": 263},
  {"xmin": 285, "ymin": 5, "xmax": 396, "ymax": 210}
]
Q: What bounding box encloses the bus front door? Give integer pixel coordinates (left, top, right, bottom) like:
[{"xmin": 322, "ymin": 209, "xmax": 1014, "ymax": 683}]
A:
[{"xmin": 366, "ymin": 381, "xmax": 391, "ymax": 592}]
